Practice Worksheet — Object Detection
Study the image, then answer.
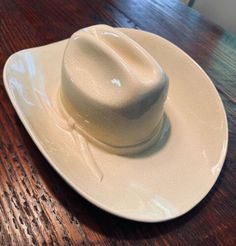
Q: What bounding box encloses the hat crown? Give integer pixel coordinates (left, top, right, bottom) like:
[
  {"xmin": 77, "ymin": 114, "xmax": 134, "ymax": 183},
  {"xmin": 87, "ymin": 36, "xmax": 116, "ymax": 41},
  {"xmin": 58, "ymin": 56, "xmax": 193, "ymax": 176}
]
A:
[{"xmin": 61, "ymin": 25, "xmax": 169, "ymax": 154}]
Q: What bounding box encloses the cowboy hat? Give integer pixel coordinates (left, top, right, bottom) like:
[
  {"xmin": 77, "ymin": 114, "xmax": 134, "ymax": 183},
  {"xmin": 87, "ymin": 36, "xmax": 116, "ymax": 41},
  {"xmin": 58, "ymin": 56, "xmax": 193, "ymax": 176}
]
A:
[{"xmin": 3, "ymin": 25, "xmax": 228, "ymax": 222}]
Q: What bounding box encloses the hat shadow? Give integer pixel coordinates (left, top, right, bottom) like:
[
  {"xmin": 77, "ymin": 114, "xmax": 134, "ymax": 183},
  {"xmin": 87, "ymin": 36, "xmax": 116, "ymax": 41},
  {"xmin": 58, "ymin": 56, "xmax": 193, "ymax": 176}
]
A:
[
  {"xmin": 125, "ymin": 113, "xmax": 171, "ymax": 158},
  {"xmin": 16, "ymin": 113, "xmax": 226, "ymax": 242}
]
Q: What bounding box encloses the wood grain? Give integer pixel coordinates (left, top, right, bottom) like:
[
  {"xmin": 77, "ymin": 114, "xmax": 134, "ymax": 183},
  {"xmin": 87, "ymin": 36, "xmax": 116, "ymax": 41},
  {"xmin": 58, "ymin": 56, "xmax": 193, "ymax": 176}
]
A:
[{"xmin": 0, "ymin": 0, "xmax": 236, "ymax": 245}]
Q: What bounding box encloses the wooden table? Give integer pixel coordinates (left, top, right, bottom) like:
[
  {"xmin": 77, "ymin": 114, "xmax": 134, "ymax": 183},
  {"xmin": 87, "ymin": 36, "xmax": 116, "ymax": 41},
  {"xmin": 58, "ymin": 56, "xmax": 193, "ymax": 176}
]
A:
[{"xmin": 0, "ymin": 0, "xmax": 236, "ymax": 245}]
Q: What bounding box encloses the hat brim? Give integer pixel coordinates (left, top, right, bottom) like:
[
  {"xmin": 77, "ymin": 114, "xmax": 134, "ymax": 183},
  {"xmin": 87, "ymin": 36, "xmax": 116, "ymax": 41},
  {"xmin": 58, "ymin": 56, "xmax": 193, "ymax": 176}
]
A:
[{"xmin": 3, "ymin": 28, "xmax": 228, "ymax": 222}]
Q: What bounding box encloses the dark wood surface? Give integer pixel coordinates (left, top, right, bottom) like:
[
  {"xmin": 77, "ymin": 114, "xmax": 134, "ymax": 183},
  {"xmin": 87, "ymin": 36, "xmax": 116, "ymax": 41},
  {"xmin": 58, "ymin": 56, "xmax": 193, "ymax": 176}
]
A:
[{"xmin": 0, "ymin": 0, "xmax": 236, "ymax": 245}]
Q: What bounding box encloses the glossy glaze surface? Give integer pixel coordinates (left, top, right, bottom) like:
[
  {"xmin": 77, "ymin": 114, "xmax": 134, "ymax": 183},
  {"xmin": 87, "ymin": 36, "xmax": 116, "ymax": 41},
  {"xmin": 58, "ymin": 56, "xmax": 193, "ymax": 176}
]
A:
[
  {"xmin": 3, "ymin": 29, "xmax": 228, "ymax": 222},
  {"xmin": 61, "ymin": 25, "xmax": 168, "ymax": 154}
]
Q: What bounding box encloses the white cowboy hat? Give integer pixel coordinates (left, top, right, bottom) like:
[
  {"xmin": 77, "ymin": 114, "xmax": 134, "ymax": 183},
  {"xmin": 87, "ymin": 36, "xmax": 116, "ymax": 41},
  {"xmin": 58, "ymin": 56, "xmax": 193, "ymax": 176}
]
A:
[{"xmin": 3, "ymin": 25, "xmax": 228, "ymax": 222}]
